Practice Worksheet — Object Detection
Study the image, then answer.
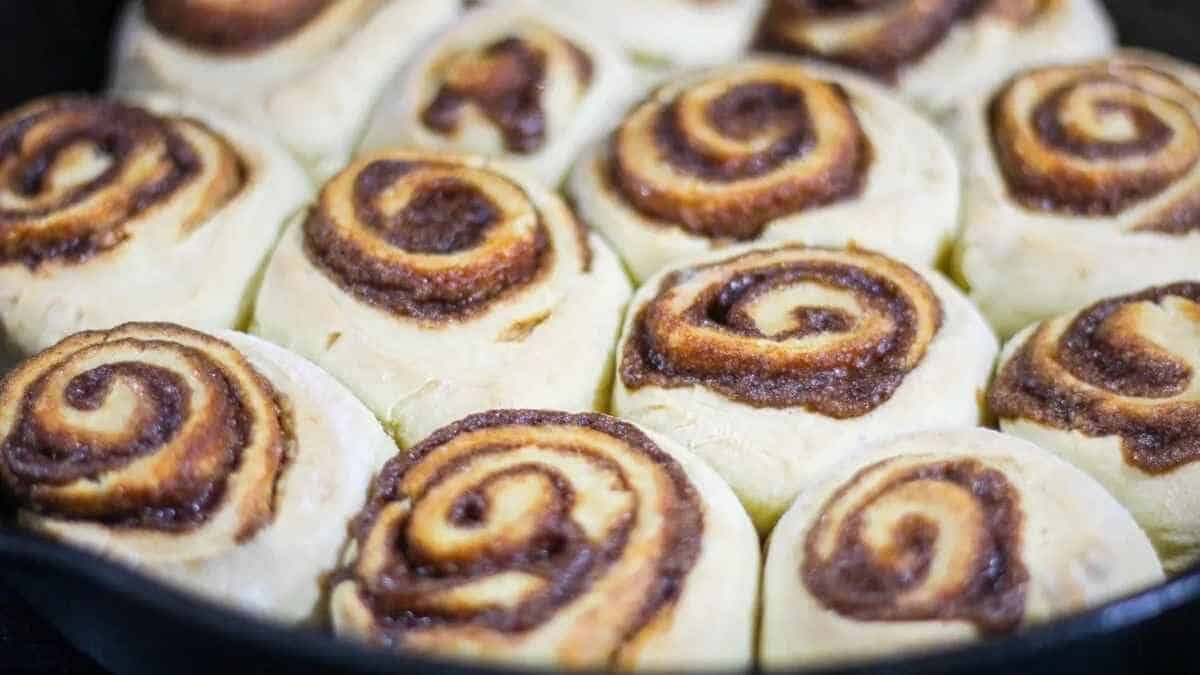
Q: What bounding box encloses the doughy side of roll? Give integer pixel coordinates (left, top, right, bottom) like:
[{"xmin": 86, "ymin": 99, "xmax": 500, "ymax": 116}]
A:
[{"xmin": 111, "ymin": 0, "xmax": 459, "ymax": 178}]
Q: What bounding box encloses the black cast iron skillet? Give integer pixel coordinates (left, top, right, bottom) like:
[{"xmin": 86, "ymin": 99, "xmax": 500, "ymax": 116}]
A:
[{"xmin": 4, "ymin": 2, "xmax": 1200, "ymax": 674}]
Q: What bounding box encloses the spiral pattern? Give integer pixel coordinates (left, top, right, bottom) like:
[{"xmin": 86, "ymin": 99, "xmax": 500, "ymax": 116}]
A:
[
  {"xmin": 989, "ymin": 59, "xmax": 1200, "ymax": 230},
  {"xmin": 607, "ymin": 61, "xmax": 872, "ymax": 240},
  {"xmin": 989, "ymin": 283, "xmax": 1200, "ymax": 474},
  {"xmin": 803, "ymin": 455, "xmax": 1029, "ymax": 635},
  {"xmin": 0, "ymin": 96, "xmax": 244, "ymax": 269},
  {"xmin": 333, "ymin": 410, "xmax": 702, "ymax": 666},
  {"xmin": 304, "ymin": 151, "xmax": 587, "ymax": 323},
  {"xmin": 420, "ymin": 24, "xmax": 593, "ymax": 155},
  {"xmin": 755, "ymin": 0, "xmax": 1051, "ymax": 81},
  {"xmin": 0, "ymin": 323, "xmax": 287, "ymax": 539},
  {"xmin": 620, "ymin": 245, "xmax": 942, "ymax": 417},
  {"xmin": 144, "ymin": 0, "xmax": 340, "ymax": 52}
]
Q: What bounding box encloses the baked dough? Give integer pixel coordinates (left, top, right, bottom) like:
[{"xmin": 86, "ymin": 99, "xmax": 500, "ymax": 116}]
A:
[
  {"xmin": 568, "ymin": 59, "xmax": 959, "ymax": 283},
  {"xmin": 252, "ymin": 150, "xmax": 632, "ymax": 447},
  {"xmin": 359, "ymin": 1, "xmax": 636, "ymax": 185},
  {"xmin": 755, "ymin": 0, "xmax": 1114, "ymax": 114},
  {"xmin": 0, "ymin": 323, "xmax": 397, "ymax": 623},
  {"xmin": 955, "ymin": 50, "xmax": 1200, "ymax": 338},
  {"xmin": 761, "ymin": 428, "xmax": 1163, "ymax": 668},
  {"xmin": 0, "ymin": 93, "xmax": 310, "ymax": 360},
  {"xmin": 111, "ymin": 0, "xmax": 458, "ymax": 179},
  {"xmin": 990, "ymin": 283, "xmax": 1200, "ymax": 573},
  {"xmin": 613, "ymin": 243, "xmax": 997, "ymax": 531},
  {"xmin": 331, "ymin": 409, "xmax": 759, "ymax": 670}
]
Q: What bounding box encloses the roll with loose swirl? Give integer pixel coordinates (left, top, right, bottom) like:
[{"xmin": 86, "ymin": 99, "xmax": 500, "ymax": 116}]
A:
[
  {"xmin": 547, "ymin": 0, "xmax": 766, "ymax": 71},
  {"xmin": 111, "ymin": 0, "xmax": 458, "ymax": 178},
  {"xmin": 955, "ymin": 51, "xmax": 1200, "ymax": 338},
  {"xmin": 754, "ymin": 0, "xmax": 1113, "ymax": 113},
  {"xmin": 0, "ymin": 323, "xmax": 397, "ymax": 622},
  {"xmin": 0, "ymin": 93, "xmax": 309, "ymax": 362},
  {"xmin": 568, "ymin": 59, "xmax": 959, "ymax": 282},
  {"xmin": 761, "ymin": 429, "xmax": 1163, "ymax": 667},
  {"xmin": 990, "ymin": 283, "xmax": 1200, "ymax": 572},
  {"xmin": 331, "ymin": 409, "xmax": 759, "ymax": 670},
  {"xmin": 612, "ymin": 243, "xmax": 997, "ymax": 531},
  {"xmin": 359, "ymin": 2, "xmax": 636, "ymax": 185},
  {"xmin": 252, "ymin": 150, "xmax": 631, "ymax": 448}
]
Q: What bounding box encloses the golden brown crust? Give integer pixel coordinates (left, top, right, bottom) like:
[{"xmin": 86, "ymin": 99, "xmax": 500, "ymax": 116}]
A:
[
  {"xmin": 606, "ymin": 62, "xmax": 872, "ymax": 239},
  {"xmin": 420, "ymin": 31, "xmax": 593, "ymax": 155},
  {"xmin": 303, "ymin": 154, "xmax": 576, "ymax": 324},
  {"xmin": 0, "ymin": 323, "xmax": 288, "ymax": 536},
  {"xmin": 989, "ymin": 283, "xmax": 1200, "ymax": 474},
  {"xmin": 144, "ymin": 0, "xmax": 337, "ymax": 53},
  {"xmin": 337, "ymin": 410, "xmax": 702, "ymax": 665},
  {"xmin": 0, "ymin": 96, "xmax": 244, "ymax": 269},
  {"xmin": 802, "ymin": 456, "xmax": 1029, "ymax": 635},
  {"xmin": 989, "ymin": 60, "xmax": 1200, "ymax": 230},
  {"xmin": 754, "ymin": 0, "xmax": 1053, "ymax": 81},
  {"xmin": 620, "ymin": 245, "xmax": 942, "ymax": 417}
]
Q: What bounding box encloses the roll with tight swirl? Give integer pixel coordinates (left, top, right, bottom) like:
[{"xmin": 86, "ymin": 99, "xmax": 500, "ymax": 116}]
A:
[
  {"xmin": 110, "ymin": 0, "xmax": 458, "ymax": 179},
  {"xmin": 0, "ymin": 323, "xmax": 397, "ymax": 622},
  {"xmin": 359, "ymin": 1, "xmax": 636, "ymax": 185},
  {"xmin": 0, "ymin": 93, "xmax": 310, "ymax": 363},
  {"xmin": 612, "ymin": 243, "xmax": 997, "ymax": 531},
  {"xmin": 754, "ymin": 0, "xmax": 1114, "ymax": 114},
  {"xmin": 252, "ymin": 150, "xmax": 632, "ymax": 448},
  {"xmin": 761, "ymin": 428, "xmax": 1163, "ymax": 667},
  {"xmin": 990, "ymin": 283, "xmax": 1200, "ymax": 573},
  {"xmin": 568, "ymin": 59, "xmax": 959, "ymax": 283},
  {"xmin": 331, "ymin": 409, "xmax": 759, "ymax": 670},
  {"xmin": 545, "ymin": 0, "xmax": 766, "ymax": 72},
  {"xmin": 955, "ymin": 51, "xmax": 1200, "ymax": 338}
]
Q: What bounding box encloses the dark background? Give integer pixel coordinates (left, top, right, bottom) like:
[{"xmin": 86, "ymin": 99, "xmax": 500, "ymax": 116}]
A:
[{"xmin": 0, "ymin": 0, "xmax": 1198, "ymax": 673}]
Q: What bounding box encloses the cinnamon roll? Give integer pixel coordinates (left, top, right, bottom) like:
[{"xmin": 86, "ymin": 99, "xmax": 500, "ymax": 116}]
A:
[
  {"xmin": 546, "ymin": 0, "xmax": 766, "ymax": 71},
  {"xmin": 359, "ymin": 2, "xmax": 636, "ymax": 185},
  {"xmin": 955, "ymin": 51, "xmax": 1200, "ymax": 338},
  {"xmin": 568, "ymin": 59, "xmax": 959, "ymax": 283},
  {"xmin": 331, "ymin": 409, "xmax": 759, "ymax": 670},
  {"xmin": 755, "ymin": 0, "xmax": 1114, "ymax": 114},
  {"xmin": 111, "ymin": 0, "xmax": 458, "ymax": 179},
  {"xmin": 0, "ymin": 323, "xmax": 397, "ymax": 623},
  {"xmin": 252, "ymin": 150, "xmax": 632, "ymax": 447},
  {"xmin": 761, "ymin": 428, "xmax": 1163, "ymax": 667},
  {"xmin": 612, "ymin": 243, "xmax": 997, "ymax": 531},
  {"xmin": 990, "ymin": 283, "xmax": 1200, "ymax": 573},
  {"xmin": 0, "ymin": 93, "xmax": 310, "ymax": 361}
]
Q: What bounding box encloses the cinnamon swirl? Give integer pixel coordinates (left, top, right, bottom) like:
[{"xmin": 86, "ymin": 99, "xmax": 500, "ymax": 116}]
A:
[
  {"xmin": 252, "ymin": 150, "xmax": 632, "ymax": 447},
  {"xmin": 755, "ymin": 0, "xmax": 1114, "ymax": 113},
  {"xmin": 331, "ymin": 409, "xmax": 759, "ymax": 670},
  {"xmin": 0, "ymin": 93, "xmax": 309, "ymax": 360},
  {"xmin": 111, "ymin": 0, "xmax": 458, "ymax": 178},
  {"xmin": 612, "ymin": 243, "xmax": 997, "ymax": 530},
  {"xmin": 955, "ymin": 51, "xmax": 1200, "ymax": 338},
  {"xmin": 0, "ymin": 323, "xmax": 397, "ymax": 622},
  {"xmin": 359, "ymin": 1, "xmax": 636, "ymax": 185},
  {"xmin": 568, "ymin": 59, "xmax": 959, "ymax": 282},
  {"xmin": 761, "ymin": 429, "xmax": 1162, "ymax": 667},
  {"xmin": 991, "ymin": 283, "xmax": 1200, "ymax": 573}
]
